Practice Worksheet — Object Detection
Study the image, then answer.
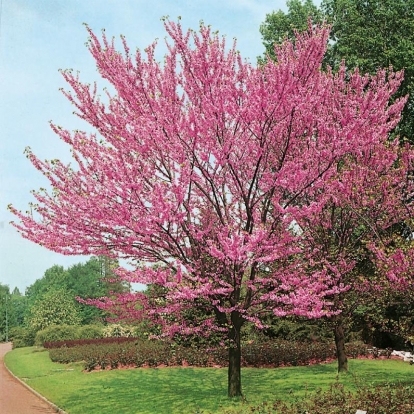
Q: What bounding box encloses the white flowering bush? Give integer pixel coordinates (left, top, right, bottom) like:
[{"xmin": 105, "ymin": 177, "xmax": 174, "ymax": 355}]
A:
[{"xmin": 102, "ymin": 323, "xmax": 135, "ymax": 338}]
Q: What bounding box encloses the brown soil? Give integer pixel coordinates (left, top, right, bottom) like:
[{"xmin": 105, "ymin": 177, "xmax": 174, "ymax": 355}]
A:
[{"xmin": 0, "ymin": 342, "xmax": 58, "ymax": 414}]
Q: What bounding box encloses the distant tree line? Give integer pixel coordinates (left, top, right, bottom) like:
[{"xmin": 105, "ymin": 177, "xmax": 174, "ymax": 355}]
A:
[{"xmin": 0, "ymin": 256, "xmax": 130, "ymax": 343}]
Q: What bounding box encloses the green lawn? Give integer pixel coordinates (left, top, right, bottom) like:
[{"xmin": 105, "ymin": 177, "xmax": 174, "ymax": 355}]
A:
[{"xmin": 4, "ymin": 347, "xmax": 413, "ymax": 414}]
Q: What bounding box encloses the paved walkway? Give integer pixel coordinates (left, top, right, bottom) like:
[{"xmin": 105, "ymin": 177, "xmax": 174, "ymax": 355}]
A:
[{"xmin": 0, "ymin": 342, "xmax": 57, "ymax": 413}]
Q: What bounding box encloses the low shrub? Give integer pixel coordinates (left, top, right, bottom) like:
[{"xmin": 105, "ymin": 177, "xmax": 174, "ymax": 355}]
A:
[
  {"xmin": 9, "ymin": 327, "xmax": 36, "ymax": 348},
  {"xmin": 262, "ymin": 319, "xmax": 333, "ymax": 343},
  {"xmin": 77, "ymin": 325, "xmax": 103, "ymax": 339},
  {"xmin": 347, "ymin": 341, "xmax": 370, "ymax": 359},
  {"xmin": 35, "ymin": 324, "xmax": 79, "ymax": 346},
  {"xmin": 234, "ymin": 382, "xmax": 414, "ymax": 414},
  {"xmin": 37, "ymin": 324, "xmax": 104, "ymax": 347},
  {"xmin": 48, "ymin": 339, "xmax": 369, "ymax": 372},
  {"xmin": 44, "ymin": 336, "xmax": 139, "ymax": 349},
  {"xmin": 102, "ymin": 324, "xmax": 135, "ymax": 338},
  {"xmin": 242, "ymin": 340, "xmax": 337, "ymax": 367}
]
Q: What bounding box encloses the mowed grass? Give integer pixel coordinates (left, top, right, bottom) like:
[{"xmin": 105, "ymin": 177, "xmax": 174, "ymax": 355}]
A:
[{"xmin": 4, "ymin": 347, "xmax": 414, "ymax": 414}]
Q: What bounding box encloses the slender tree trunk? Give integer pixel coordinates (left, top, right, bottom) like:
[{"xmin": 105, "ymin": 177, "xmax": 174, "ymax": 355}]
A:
[
  {"xmin": 228, "ymin": 312, "xmax": 243, "ymax": 397},
  {"xmin": 334, "ymin": 318, "xmax": 348, "ymax": 372}
]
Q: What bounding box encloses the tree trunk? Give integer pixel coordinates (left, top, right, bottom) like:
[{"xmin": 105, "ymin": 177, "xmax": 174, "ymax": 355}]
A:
[
  {"xmin": 228, "ymin": 312, "xmax": 243, "ymax": 397},
  {"xmin": 334, "ymin": 320, "xmax": 348, "ymax": 372}
]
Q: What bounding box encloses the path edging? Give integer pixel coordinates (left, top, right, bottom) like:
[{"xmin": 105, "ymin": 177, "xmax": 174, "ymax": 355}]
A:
[{"xmin": 3, "ymin": 348, "xmax": 68, "ymax": 414}]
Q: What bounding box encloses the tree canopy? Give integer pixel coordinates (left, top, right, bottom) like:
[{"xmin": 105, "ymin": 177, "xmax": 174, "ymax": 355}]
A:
[
  {"xmin": 260, "ymin": 0, "xmax": 414, "ymax": 139},
  {"xmin": 0, "ymin": 284, "xmax": 27, "ymax": 341},
  {"xmin": 26, "ymin": 288, "xmax": 81, "ymax": 332},
  {"xmin": 25, "ymin": 256, "xmax": 128, "ymax": 325},
  {"xmin": 259, "ymin": 0, "xmax": 414, "ymax": 369},
  {"xmin": 260, "ymin": 0, "xmax": 323, "ymax": 62},
  {"xmin": 10, "ymin": 20, "xmax": 414, "ymax": 396}
]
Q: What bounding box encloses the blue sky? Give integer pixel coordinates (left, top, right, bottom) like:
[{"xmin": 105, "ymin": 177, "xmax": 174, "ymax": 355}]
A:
[{"xmin": 0, "ymin": 0, "xmax": 321, "ymax": 293}]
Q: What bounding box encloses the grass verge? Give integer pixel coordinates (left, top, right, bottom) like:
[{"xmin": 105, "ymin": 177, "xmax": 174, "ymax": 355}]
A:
[{"xmin": 5, "ymin": 347, "xmax": 413, "ymax": 414}]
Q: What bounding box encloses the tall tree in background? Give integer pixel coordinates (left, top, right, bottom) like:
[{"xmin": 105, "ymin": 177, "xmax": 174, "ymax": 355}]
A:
[
  {"xmin": 26, "ymin": 288, "xmax": 81, "ymax": 332},
  {"xmin": 25, "ymin": 257, "xmax": 128, "ymax": 325},
  {"xmin": 9, "ymin": 21, "xmax": 410, "ymax": 396},
  {"xmin": 25, "ymin": 265, "xmax": 67, "ymax": 305},
  {"xmin": 0, "ymin": 284, "xmax": 28, "ymax": 341},
  {"xmin": 260, "ymin": 0, "xmax": 414, "ymax": 139},
  {"xmin": 8, "ymin": 288, "xmax": 27, "ymax": 328},
  {"xmin": 322, "ymin": 0, "xmax": 414, "ymax": 140},
  {"xmin": 67, "ymin": 256, "xmax": 128, "ymax": 323},
  {"xmin": 97, "ymin": 255, "xmax": 130, "ymax": 294},
  {"xmin": 0, "ymin": 284, "xmax": 10, "ymax": 341},
  {"xmin": 260, "ymin": 0, "xmax": 323, "ymax": 62}
]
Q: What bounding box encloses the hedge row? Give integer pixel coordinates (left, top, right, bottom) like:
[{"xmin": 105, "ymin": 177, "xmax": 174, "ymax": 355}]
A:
[
  {"xmin": 48, "ymin": 339, "xmax": 370, "ymax": 371},
  {"xmin": 49, "ymin": 340, "xmax": 226, "ymax": 370},
  {"xmin": 11, "ymin": 324, "xmax": 140, "ymax": 349},
  {"xmin": 35, "ymin": 324, "xmax": 103, "ymax": 346}
]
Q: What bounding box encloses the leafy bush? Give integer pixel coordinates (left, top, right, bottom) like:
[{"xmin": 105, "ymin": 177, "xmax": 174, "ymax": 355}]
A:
[
  {"xmin": 347, "ymin": 341, "xmax": 370, "ymax": 359},
  {"xmin": 9, "ymin": 327, "xmax": 36, "ymax": 348},
  {"xmin": 35, "ymin": 324, "xmax": 79, "ymax": 346},
  {"xmin": 102, "ymin": 323, "xmax": 135, "ymax": 338},
  {"xmin": 242, "ymin": 340, "xmax": 339, "ymax": 367},
  {"xmin": 260, "ymin": 319, "xmax": 334, "ymax": 343},
  {"xmin": 36, "ymin": 324, "xmax": 105, "ymax": 347},
  {"xmin": 230, "ymin": 382, "xmax": 414, "ymax": 414},
  {"xmin": 26, "ymin": 288, "xmax": 81, "ymax": 332},
  {"xmin": 77, "ymin": 324, "xmax": 103, "ymax": 339}
]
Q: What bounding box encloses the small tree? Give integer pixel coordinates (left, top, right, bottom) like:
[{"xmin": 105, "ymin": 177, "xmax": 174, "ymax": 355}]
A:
[
  {"xmin": 260, "ymin": 0, "xmax": 414, "ymax": 371},
  {"xmin": 292, "ymin": 139, "xmax": 414, "ymax": 370},
  {"xmin": 10, "ymin": 21, "xmax": 409, "ymax": 396},
  {"xmin": 27, "ymin": 288, "xmax": 81, "ymax": 332}
]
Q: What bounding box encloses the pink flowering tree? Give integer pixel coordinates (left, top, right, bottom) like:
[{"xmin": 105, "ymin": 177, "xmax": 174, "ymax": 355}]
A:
[
  {"xmin": 292, "ymin": 131, "xmax": 414, "ymax": 371},
  {"xmin": 9, "ymin": 21, "xmax": 409, "ymax": 396}
]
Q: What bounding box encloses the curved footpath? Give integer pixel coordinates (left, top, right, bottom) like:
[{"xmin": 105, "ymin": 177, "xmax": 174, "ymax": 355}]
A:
[{"xmin": 0, "ymin": 342, "xmax": 63, "ymax": 413}]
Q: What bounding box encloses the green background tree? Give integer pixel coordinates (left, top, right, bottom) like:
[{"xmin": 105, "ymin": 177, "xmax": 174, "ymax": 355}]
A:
[
  {"xmin": 26, "ymin": 288, "xmax": 81, "ymax": 332},
  {"xmin": 259, "ymin": 0, "xmax": 323, "ymax": 62},
  {"xmin": 25, "ymin": 256, "xmax": 129, "ymax": 325},
  {"xmin": 0, "ymin": 284, "xmax": 28, "ymax": 341},
  {"xmin": 260, "ymin": 0, "xmax": 414, "ymax": 139},
  {"xmin": 322, "ymin": 0, "xmax": 414, "ymax": 140}
]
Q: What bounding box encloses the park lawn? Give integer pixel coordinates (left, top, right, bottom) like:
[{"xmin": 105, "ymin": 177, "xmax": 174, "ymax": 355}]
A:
[{"xmin": 4, "ymin": 347, "xmax": 414, "ymax": 414}]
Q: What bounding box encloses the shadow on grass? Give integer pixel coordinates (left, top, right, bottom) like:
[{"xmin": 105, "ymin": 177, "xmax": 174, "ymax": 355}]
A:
[
  {"xmin": 62, "ymin": 368, "xmax": 230, "ymax": 414},
  {"xmin": 6, "ymin": 348, "xmax": 414, "ymax": 414}
]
